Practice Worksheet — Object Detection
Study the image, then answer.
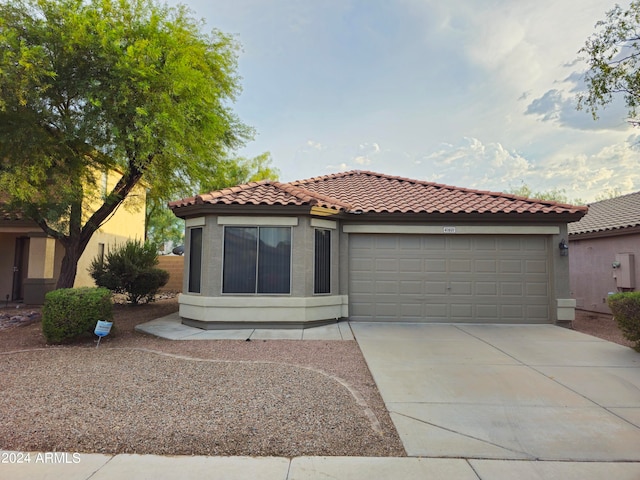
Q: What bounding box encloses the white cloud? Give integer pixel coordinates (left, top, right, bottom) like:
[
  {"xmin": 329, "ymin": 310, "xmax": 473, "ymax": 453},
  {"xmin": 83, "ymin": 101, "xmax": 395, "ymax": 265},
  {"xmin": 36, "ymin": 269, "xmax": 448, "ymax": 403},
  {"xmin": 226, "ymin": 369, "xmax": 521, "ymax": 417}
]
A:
[
  {"xmin": 354, "ymin": 155, "xmax": 371, "ymax": 166},
  {"xmin": 421, "ymin": 137, "xmax": 534, "ymax": 191},
  {"xmin": 418, "ymin": 136, "xmax": 640, "ymax": 202},
  {"xmin": 306, "ymin": 140, "xmax": 325, "ymax": 150}
]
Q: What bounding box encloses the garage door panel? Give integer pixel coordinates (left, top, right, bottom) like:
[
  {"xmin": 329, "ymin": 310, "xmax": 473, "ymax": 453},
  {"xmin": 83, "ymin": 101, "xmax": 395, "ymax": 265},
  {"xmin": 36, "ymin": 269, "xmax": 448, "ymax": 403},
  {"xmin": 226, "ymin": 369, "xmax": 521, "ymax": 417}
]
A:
[
  {"xmin": 400, "ymin": 303, "xmax": 422, "ymax": 317},
  {"xmin": 450, "ymin": 281, "xmax": 472, "ymax": 294},
  {"xmin": 425, "ymin": 281, "xmax": 447, "ymax": 294},
  {"xmin": 425, "ymin": 259, "xmax": 447, "ymax": 272},
  {"xmin": 476, "ymin": 282, "xmax": 498, "ymax": 295},
  {"xmin": 450, "ymin": 237, "xmax": 472, "ymax": 250},
  {"xmin": 351, "ymin": 280, "xmax": 374, "ymax": 294},
  {"xmin": 426, "ymin": 304, "xmax": 447, "ymax": 318},
  {"xmin": 526, "ymin": 260, "xmax": 548, "ymax": 273},
  {"xmin": 526, "ymin": 282, "xmax": 548, "ymax": 296},
  {"xmin": 477, "ymin": 305, "xmax": 498, "ymax": 318},
  {"xmin": 349, "ymin": 234, "xmax": 550, "ymax": 323},
  {"xmin": 399, "ymin": 236, "xmax": 422, "ymax": 250},
  {"xmin": 475, "ymin": 259, "xmax": 498, "ymax": 273},
  {"xmin": 526, "ymin": 305, "xmax": 549, "ymax": 322},
  {"xmin": 423, "ymin": 237, "xmax": 446, "ymax": 249},
  {"xmin": 351, "ymin": 258, "xmax": 374, "ymax": 272},
  {"xmin": 501, "ymin": 304, "xmax": 524, "ymax": 318},
  {"xmin": 499, "ymin": 260, "xmax": 524, "ymax": 273},
  {"xmin": 374, "ymin": 236, "xmax": 397, "ymax": 249},
  {"xmin": 399, "ymin": 259, "xmax": 422, "ymax": 271},
  {"xmin": 376, "ymin": 281, "xmax": 399, "ymax": 294},
  {"xmin": 501, "ymin": 283, "xmax": 523, "ymax": 296},
  {"xmin": 451, "ymin": 304, "xmax": 473, "ymax": 318},
  {"xmin": 375, "ymin": 258, "xmax": 398, "ymax": 272},
  {"xmin": 400, "ymin": 280, "xmax": 422, "ymax": 294},
  {"xmin": 450, "ymin": 259, "xmax": 472, "ymax": 272}
]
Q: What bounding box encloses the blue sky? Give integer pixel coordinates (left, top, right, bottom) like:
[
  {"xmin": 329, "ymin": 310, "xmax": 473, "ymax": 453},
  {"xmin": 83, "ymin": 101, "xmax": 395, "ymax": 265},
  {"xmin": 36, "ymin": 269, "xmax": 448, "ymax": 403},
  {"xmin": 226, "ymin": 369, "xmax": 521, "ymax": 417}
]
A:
[{"xmin": 166, "ymin": 0, "xmax": 639, "ymax": 202}]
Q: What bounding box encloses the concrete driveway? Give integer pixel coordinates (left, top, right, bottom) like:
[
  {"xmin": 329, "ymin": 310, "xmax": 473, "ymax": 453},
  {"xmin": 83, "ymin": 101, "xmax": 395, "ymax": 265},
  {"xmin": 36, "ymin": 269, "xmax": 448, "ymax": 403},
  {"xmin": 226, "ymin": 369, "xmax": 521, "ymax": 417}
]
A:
[{"xmin": 351, "ymin": 323, "xmax": 640, "ymax": 461}]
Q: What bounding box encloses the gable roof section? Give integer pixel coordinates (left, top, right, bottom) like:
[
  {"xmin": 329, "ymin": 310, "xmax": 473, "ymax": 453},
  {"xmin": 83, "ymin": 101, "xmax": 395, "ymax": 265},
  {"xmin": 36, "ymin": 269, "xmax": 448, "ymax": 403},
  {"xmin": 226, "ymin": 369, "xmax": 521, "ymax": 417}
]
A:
[
  {"xmin": 569, "ymin": 191, "xmax": 640, "ymax": 236},
  {"xmin": 169, "ymin": 181, "xmax": 352, "ymax": 211},
  {"xmin": 169, "ymin": 170, "xmax": 587, "ymax": 216}
]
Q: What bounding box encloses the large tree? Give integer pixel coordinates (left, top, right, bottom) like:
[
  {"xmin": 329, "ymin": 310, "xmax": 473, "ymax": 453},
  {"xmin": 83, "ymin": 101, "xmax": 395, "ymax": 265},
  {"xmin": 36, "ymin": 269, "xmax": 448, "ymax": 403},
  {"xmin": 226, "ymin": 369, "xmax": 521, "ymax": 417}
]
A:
[
  {"xmin": 578, "ymin": 1, "xmax": 640, "ymax": 126},
  {"xmin": 146, "ymin": 151, "xmax": 280, "ymax": 251},
  {"xmin": 0, "ymin": 0, "xmax": 252, "ymax": 287}
]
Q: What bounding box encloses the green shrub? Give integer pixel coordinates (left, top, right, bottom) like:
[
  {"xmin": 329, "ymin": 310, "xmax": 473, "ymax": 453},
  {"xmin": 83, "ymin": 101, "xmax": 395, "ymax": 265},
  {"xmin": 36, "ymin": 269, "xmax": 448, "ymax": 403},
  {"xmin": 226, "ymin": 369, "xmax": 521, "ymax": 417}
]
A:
[
  {"xmin": 42, "ymin": 287, "xmax": 113, "ymax": 344},
  {"xmin": 90, "ymin": 240, "xmax": 169, "ymax": 304},
  {"xmin": 607, "ymin": 292, "xmax": 640, "ymax": 351}
]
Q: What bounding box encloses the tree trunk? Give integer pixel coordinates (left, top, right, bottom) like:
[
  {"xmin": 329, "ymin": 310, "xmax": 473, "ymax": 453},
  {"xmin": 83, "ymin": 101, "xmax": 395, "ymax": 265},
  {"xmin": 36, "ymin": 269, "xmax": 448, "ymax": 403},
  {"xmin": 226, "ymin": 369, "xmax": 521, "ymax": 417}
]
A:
[{"xmin": 56, "ymin": 241, "xmax": 82, "ymax": 289}]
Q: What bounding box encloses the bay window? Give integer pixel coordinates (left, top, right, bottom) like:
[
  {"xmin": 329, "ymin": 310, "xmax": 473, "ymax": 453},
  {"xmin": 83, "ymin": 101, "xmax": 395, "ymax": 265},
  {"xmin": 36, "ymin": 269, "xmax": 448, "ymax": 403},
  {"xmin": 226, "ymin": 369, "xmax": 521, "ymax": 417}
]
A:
[{"xmin": 223, "ymin": 226, "xmax": 291, "ymax": 294}]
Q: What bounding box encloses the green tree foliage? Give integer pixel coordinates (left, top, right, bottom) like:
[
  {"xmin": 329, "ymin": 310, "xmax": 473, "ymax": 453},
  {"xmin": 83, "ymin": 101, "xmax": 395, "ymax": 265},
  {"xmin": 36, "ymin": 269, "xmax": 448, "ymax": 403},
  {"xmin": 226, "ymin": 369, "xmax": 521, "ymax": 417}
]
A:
[
  {"xmin": 594, "ymin": 187, "xmax": 623, "ymax": 202},
  {"xmin": 0, "ymin": 0, "xmax": 252, "ymax": 287},
  {"xmin": 89, "ymin": 239, "xmax": 168, "ymax": 304},
  {"xmin": 505, "ymin": 184, "xmax": 585, "ymax": 205},
  {"xmin": 578, "ymin": 1, "xmax": 640, "ymax": 126},
  {"xmin": 146, "ymin": 152, "xmax": 279, "ymax": 252}
]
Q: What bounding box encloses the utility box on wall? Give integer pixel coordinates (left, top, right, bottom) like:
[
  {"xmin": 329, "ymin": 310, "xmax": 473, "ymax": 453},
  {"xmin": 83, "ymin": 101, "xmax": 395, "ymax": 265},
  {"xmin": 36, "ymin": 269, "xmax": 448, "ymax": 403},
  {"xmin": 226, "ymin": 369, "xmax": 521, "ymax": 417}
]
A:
[{"xmin": 614, "ymin": 253, "xmax": 635, "ymax": 289}]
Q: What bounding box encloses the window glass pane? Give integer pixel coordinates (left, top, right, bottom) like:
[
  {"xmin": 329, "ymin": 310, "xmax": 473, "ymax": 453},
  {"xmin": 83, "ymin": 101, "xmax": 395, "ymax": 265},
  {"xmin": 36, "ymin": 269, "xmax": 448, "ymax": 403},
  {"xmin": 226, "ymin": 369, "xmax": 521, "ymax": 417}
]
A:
[
  {"xmin": 314, "ymin": 229, "xmax": 331, "ymax": 294},
  {"xmin": 188, "ymin": 228, "xmax": 203, "ymax": 293},
  {"xmin": 257, "ymin": 227, "xmax": 291, "ymax": 294},
  {"xmin": 223, "ymin": 227, "xmax": 258, "ymax": 293}
]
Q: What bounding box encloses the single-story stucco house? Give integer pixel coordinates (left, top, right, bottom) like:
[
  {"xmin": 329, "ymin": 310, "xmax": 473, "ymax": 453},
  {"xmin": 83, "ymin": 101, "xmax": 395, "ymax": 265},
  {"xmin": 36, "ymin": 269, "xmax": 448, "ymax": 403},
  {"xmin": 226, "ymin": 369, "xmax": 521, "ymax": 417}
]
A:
[
  {"xmin": 169, "ymin": 170, "xmax": 587, "ymax": 329},
  {"xmin": 569, "ymin": 191, "xmax": 640, "ymax": 314}
]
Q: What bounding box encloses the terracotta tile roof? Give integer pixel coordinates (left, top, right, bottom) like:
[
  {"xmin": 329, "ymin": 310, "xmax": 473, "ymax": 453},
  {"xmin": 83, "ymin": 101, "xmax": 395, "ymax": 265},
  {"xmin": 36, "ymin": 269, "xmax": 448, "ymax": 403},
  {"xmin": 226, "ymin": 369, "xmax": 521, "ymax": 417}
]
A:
[
  {"xmin": 170, "ymin": 170, "xmax": 588, "ymax": 216},
  {"xmin": 168, "ymin": 181, "xmax": 352, "ymax": 210},
  {"xmin": 569, "ymin": 191, "xmax": 640, "ymax": 235}
]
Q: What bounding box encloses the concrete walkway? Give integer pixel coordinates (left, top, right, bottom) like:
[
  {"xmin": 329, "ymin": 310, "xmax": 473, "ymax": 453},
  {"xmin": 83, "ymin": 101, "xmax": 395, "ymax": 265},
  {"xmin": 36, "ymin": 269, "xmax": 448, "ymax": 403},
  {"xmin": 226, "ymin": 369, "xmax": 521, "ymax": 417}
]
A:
[
  {"xmin": 4, "ymin": 321, "xmax": 640, "ymax": 479},
  {"xmin": 134, "ymin": 313, "xmax": 355, "ymax": 340}
]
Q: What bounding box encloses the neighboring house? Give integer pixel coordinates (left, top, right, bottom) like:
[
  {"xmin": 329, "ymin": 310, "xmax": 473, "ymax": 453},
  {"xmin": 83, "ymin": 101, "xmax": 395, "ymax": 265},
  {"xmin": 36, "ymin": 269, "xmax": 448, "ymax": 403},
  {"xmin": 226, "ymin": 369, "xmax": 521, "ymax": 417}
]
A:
[
  {"xmin": 169, "ymin": 170, "xmax": 586, "ymax": 328},
  {"xmin": 0, "ymin": 172, "xmax": 146, "ymax": 304},
  {"xmin": 569, "ymin": 191, "xmax": 640, "ymax": 314}
]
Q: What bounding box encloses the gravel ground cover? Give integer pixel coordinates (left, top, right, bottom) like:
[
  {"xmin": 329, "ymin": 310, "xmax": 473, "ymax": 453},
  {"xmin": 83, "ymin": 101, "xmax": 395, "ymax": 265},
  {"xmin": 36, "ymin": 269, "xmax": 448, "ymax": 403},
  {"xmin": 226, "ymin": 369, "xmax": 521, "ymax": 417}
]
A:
[
  {"xmin": 0, "ymin": 297, "xmax": 633, "ymax": 457},
  {"xmin": 0, "ymin": 298, "xmax": 405, "ymax": 457}
]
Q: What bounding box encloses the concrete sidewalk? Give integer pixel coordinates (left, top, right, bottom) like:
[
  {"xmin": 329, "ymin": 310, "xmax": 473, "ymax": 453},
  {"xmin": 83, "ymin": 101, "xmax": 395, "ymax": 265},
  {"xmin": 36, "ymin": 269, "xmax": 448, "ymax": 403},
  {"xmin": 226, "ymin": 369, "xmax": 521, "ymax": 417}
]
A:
[{"xmin": 3, "ymin": 452, "xmax": 640, "ymax": 479}]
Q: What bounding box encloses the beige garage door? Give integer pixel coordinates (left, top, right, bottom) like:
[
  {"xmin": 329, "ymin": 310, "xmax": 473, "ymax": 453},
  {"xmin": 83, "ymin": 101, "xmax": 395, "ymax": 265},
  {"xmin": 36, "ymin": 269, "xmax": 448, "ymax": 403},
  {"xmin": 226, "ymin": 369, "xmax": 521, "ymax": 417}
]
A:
[{"xmin": 349, "ymin": 234, "xmax": 550, "ymax": 323}]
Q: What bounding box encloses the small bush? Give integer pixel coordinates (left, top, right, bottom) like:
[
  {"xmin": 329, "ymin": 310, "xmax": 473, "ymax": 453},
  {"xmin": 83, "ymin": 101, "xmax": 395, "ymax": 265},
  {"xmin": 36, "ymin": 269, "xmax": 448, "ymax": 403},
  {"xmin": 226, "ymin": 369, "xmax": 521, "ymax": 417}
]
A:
[
  {"xmin": 90, "ymin": 240, "xmax": 169, "ymax": 304},
  {"xmin": 607, "ymin": 292, "xmax": 640, "ymax": 351},
  {"xmin": 42, "ymin": 287, "xmax": 113, "ymax": 344}
]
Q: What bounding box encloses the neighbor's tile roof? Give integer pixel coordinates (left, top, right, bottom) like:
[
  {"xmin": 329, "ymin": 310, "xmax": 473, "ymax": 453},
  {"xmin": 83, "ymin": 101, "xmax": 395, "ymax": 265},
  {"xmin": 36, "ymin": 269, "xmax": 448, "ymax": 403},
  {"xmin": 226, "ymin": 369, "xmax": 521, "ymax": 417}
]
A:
[
  {"xmin": 569, "ymin": 191, "xmax": 640, "ymax": 235},
  {"xmin": 170, "ymin": 170, "xmax": 587, "ymax": 216},
  {"xmin": 0, "ymin": 203, "xmax": 23, "ymax": 221}
]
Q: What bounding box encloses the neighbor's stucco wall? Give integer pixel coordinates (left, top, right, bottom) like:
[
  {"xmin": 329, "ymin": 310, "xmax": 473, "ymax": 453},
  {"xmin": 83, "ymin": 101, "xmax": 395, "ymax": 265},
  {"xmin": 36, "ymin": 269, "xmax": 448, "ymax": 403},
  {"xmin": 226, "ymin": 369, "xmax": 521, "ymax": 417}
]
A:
[
  {"xmin": 570, "ymin": 232, "xmax": 640, "ymax": 314},
  {"xmin": 72, "ymin": 175, "xmax": 146, "ymax": 287}
]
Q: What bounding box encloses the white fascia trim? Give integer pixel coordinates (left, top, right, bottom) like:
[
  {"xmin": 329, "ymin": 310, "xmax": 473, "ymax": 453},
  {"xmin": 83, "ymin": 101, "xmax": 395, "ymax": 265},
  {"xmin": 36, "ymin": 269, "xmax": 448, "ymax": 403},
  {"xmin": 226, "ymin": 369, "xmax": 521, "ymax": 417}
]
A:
[
  {"xmin": 310, "ymin": 218, "xmax": 337, "ymax": 230},
  {"xmin": 185, "ymin": 217, "xmax": 205, "ymax": 227},
  {"xmin": 217, "ymin": 216, "xmax": 299, "ymax": 226},
  {"xmin": 342, "ymin": 225, "xmax": 560, "ymax": 235}
]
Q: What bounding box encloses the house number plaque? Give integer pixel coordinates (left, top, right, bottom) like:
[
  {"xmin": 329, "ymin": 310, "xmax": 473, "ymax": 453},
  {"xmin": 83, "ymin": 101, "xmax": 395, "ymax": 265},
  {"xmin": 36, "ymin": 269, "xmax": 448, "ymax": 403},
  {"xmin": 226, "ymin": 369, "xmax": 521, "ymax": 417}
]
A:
[{"xmin": 443, "ymin": 227, "xmax": 456, "ymax": 234}]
